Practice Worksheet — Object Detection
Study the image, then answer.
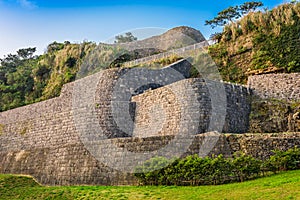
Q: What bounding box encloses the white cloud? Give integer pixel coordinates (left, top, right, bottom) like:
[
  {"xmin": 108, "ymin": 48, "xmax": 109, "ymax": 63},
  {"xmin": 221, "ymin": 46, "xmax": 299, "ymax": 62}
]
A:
[{"xmin": 17, "ymin": 0, "xmax": 37, "ymax": 9}]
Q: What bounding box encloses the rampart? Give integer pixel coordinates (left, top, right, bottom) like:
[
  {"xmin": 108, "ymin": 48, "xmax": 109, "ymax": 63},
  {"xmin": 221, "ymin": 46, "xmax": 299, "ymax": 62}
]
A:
[
  {"xmin": 132, "ymin": 78, "xmax": 251, "ymax": 137},
  {"xmin": 0, "ymin": 61, "xmax": 299, "ymax": 185}
]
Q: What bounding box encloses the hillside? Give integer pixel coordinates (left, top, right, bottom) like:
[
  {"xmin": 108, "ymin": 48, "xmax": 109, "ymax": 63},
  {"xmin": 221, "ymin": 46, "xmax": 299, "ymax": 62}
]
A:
[
  {"xmin": 209, "ymin": 1, "xmax": 300, "ymax": 84},
  {"xmin": 205, "ymin": 1, "xmax": 300, "ymax": 133},
  {"xmin": 0, "ymin": 41, "xmax": 96, "ymax": 111}
]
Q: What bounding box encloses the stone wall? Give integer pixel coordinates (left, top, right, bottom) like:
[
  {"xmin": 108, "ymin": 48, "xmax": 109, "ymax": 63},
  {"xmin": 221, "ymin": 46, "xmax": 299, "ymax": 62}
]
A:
[
  {"xmin": 0, "ymin": 64, "xmax": 299, "ymax": 186},
  {"xmin": 0, "ymin": 71, "xmax": 136, "ymax": 185},
  {"xmin": 0, "ymin": 62, "xmax": 196, "ymax": 185},
  {"xmin": 1, "ymin": 130, "xmax": 300, "ymax": 186},
  {"xmin": 226, "ymin": 132, "xmax": 300, "ymax": 160},
  {"xmin": 93, "ymin": 60, "xmax": 191, "ymax": 139},
  {"xmin": 248, "ymin": 73, "xmax": 300, "ymax": 101},
  {"xmin": 132, "ymin": 78, "xmax": 252, "ymax": 137},
  {"xmin": 247, "ymin": 73, "xmax": 300, "ymax": 133}
]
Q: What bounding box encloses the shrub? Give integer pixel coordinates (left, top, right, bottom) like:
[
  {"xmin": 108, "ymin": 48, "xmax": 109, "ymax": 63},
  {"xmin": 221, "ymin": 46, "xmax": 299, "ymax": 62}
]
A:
[
  {"xmin": 134, "ymin": 156, "xmax": 170, "ymax": 185},
  {"xmin": 267, "ymin": 147, "xmax": 300, "ymax": 172},
  {"xmin": 232, "ymin": 152, "xmax": 262, "ymax": 182},
  {"xmin": 134, "ymin": 147, "xmax": 300, "ymax": 186}
]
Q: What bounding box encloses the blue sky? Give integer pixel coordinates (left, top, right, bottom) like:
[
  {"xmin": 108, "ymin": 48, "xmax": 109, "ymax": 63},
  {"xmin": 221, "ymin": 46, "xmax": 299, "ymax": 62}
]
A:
[{"xmin": 0, "ymin": 0, "xmax": 285, "ymax": 58}]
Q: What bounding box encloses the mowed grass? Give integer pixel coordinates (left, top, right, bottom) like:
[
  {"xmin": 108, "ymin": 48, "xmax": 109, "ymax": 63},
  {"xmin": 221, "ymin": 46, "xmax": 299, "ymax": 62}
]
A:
[{"xmin": 0, "ymin": 170, "xmax": 300, "ymax": 200}]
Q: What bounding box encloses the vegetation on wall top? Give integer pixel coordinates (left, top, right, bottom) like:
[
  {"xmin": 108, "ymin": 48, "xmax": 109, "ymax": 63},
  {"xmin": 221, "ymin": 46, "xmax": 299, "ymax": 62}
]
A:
[
  {"xmin": 208, "ymin": 1, "xmax": 300, "ymax": 83},
  {"xmin": 0, "ymin": 41, "xmax": 96, "ymax": 111}
]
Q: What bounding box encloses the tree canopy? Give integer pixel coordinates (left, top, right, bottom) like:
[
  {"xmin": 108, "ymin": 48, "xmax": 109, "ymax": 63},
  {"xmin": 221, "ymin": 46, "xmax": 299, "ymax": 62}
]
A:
[
  {"xmin": 239, "ymin": 1, "xmax": 263, "ymax": 15},
  {"xmin": 0, "ymin": 48, "xmax": 37, "ymax": 110},
  {"xmin": 205, "ymin": 1, "xmax": 263, "ymax": 29},
  {"xmin": 114, "ymin": 32, "xmax": 138, "ymax": 43},
  {"xmin": 16, "ymin": 47, "xmax": 36, "ymax": 59}
]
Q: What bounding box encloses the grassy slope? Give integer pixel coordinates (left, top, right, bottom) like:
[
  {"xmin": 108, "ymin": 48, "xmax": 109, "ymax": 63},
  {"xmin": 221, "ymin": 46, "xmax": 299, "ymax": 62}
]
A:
[
  {"xmin": 0, "ymin": 170, "xmax": 299, "ymax": 200},
  {"xmin": 209, "ymin": 2, "xmax": 300, "ymax": 84}
]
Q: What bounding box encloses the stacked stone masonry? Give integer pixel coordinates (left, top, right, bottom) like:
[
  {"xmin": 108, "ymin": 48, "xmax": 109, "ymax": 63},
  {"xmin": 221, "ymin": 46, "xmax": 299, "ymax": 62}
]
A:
[
  {"xmin": 132, "ymin": 78, "xmax": 251, "ymax": 137},
  {"xmin": 248, "ymin": 73, "xmax": 300, "ymax": 101},
  {"xmin": 0, "ymin": 62, "xmax": 300, "ymax": 185}
]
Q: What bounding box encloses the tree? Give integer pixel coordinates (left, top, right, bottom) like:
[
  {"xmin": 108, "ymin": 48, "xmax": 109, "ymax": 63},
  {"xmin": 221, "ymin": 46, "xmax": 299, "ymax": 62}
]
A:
[
  {"xmin": 239, "ymin": 1, "xmax": 264, "ymax": 15},
  {"xmin": 205, "ymin": 6, "xmax": 241, "ymax": 29},
  {"xmin": 46, "ymin": 41, "xmax": 64, "ymax": 53},
  {"xmin": 0, "ymin": 47, "xmax": 38, "ymax": 111},
  {"xmin": 114, "ymin": 32, "xmax": 137, "ymax": 43},
  {"xmin": 17, "ymin": 47, "xmax": 36, "ymax": 59},
  {"xmin": 205, "ymin": 1, "xmax": 263, "ymax": 29}
]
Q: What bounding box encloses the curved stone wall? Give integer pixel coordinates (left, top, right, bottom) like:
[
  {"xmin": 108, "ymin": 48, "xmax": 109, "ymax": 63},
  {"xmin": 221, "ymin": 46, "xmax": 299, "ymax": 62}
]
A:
[
  {"xmin": 133, "ymin": 78, "xmax": 252, "ymax": 137},
  {"xmin": 1, "ymin": 65, "xmax": 298, "ymax": 186}
]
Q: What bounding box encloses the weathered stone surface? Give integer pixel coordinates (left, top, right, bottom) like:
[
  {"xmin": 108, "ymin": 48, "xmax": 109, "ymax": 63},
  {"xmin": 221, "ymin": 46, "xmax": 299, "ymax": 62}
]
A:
[
  {"xmin": 1, "ymin": 130, "xmax": 300, "ymax": 186},
  {"xmin": 248, "ymin": 73, "xmax": 300, "ymax": 101},
  {"xmin": 226, "ymin": 132, "xmax": 300, "ymax": 160},
  {"xmin": 0, "ymin": 64, "xmax": 299, "ymax": 185},
  {"xmin": 133, "ymin": 79, "xmax": 252, "ymax": 137}
]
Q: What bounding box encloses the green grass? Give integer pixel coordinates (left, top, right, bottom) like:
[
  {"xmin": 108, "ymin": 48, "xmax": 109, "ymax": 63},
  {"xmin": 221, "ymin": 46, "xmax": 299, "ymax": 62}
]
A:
[{"xmin": 1, "ymin": 170, "xmax": 300, "ymax": 200}]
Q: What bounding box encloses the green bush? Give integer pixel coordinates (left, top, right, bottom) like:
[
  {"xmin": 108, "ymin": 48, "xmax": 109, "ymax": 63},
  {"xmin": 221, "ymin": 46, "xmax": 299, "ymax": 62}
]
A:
[
  {"xmin": 134, "ymin": 156, "xmax": 170, "ymax": 185},
  {"xmin": 134, "ymin": 147, "xmax": 300, "ymax": 186},
  {"xmin": 232, "ymin": 152, "xmax": 262, "ymax": 182},
  {"xmin": 266, "ymin": 147, "xmax": 300, "ymax": 172}
]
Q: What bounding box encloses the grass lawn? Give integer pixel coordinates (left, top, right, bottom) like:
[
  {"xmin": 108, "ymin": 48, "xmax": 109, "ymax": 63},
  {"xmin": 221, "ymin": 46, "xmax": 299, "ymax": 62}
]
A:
[{"xmin": 0, "ymin": 170, "xmax": 300, "ymax": 200}]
